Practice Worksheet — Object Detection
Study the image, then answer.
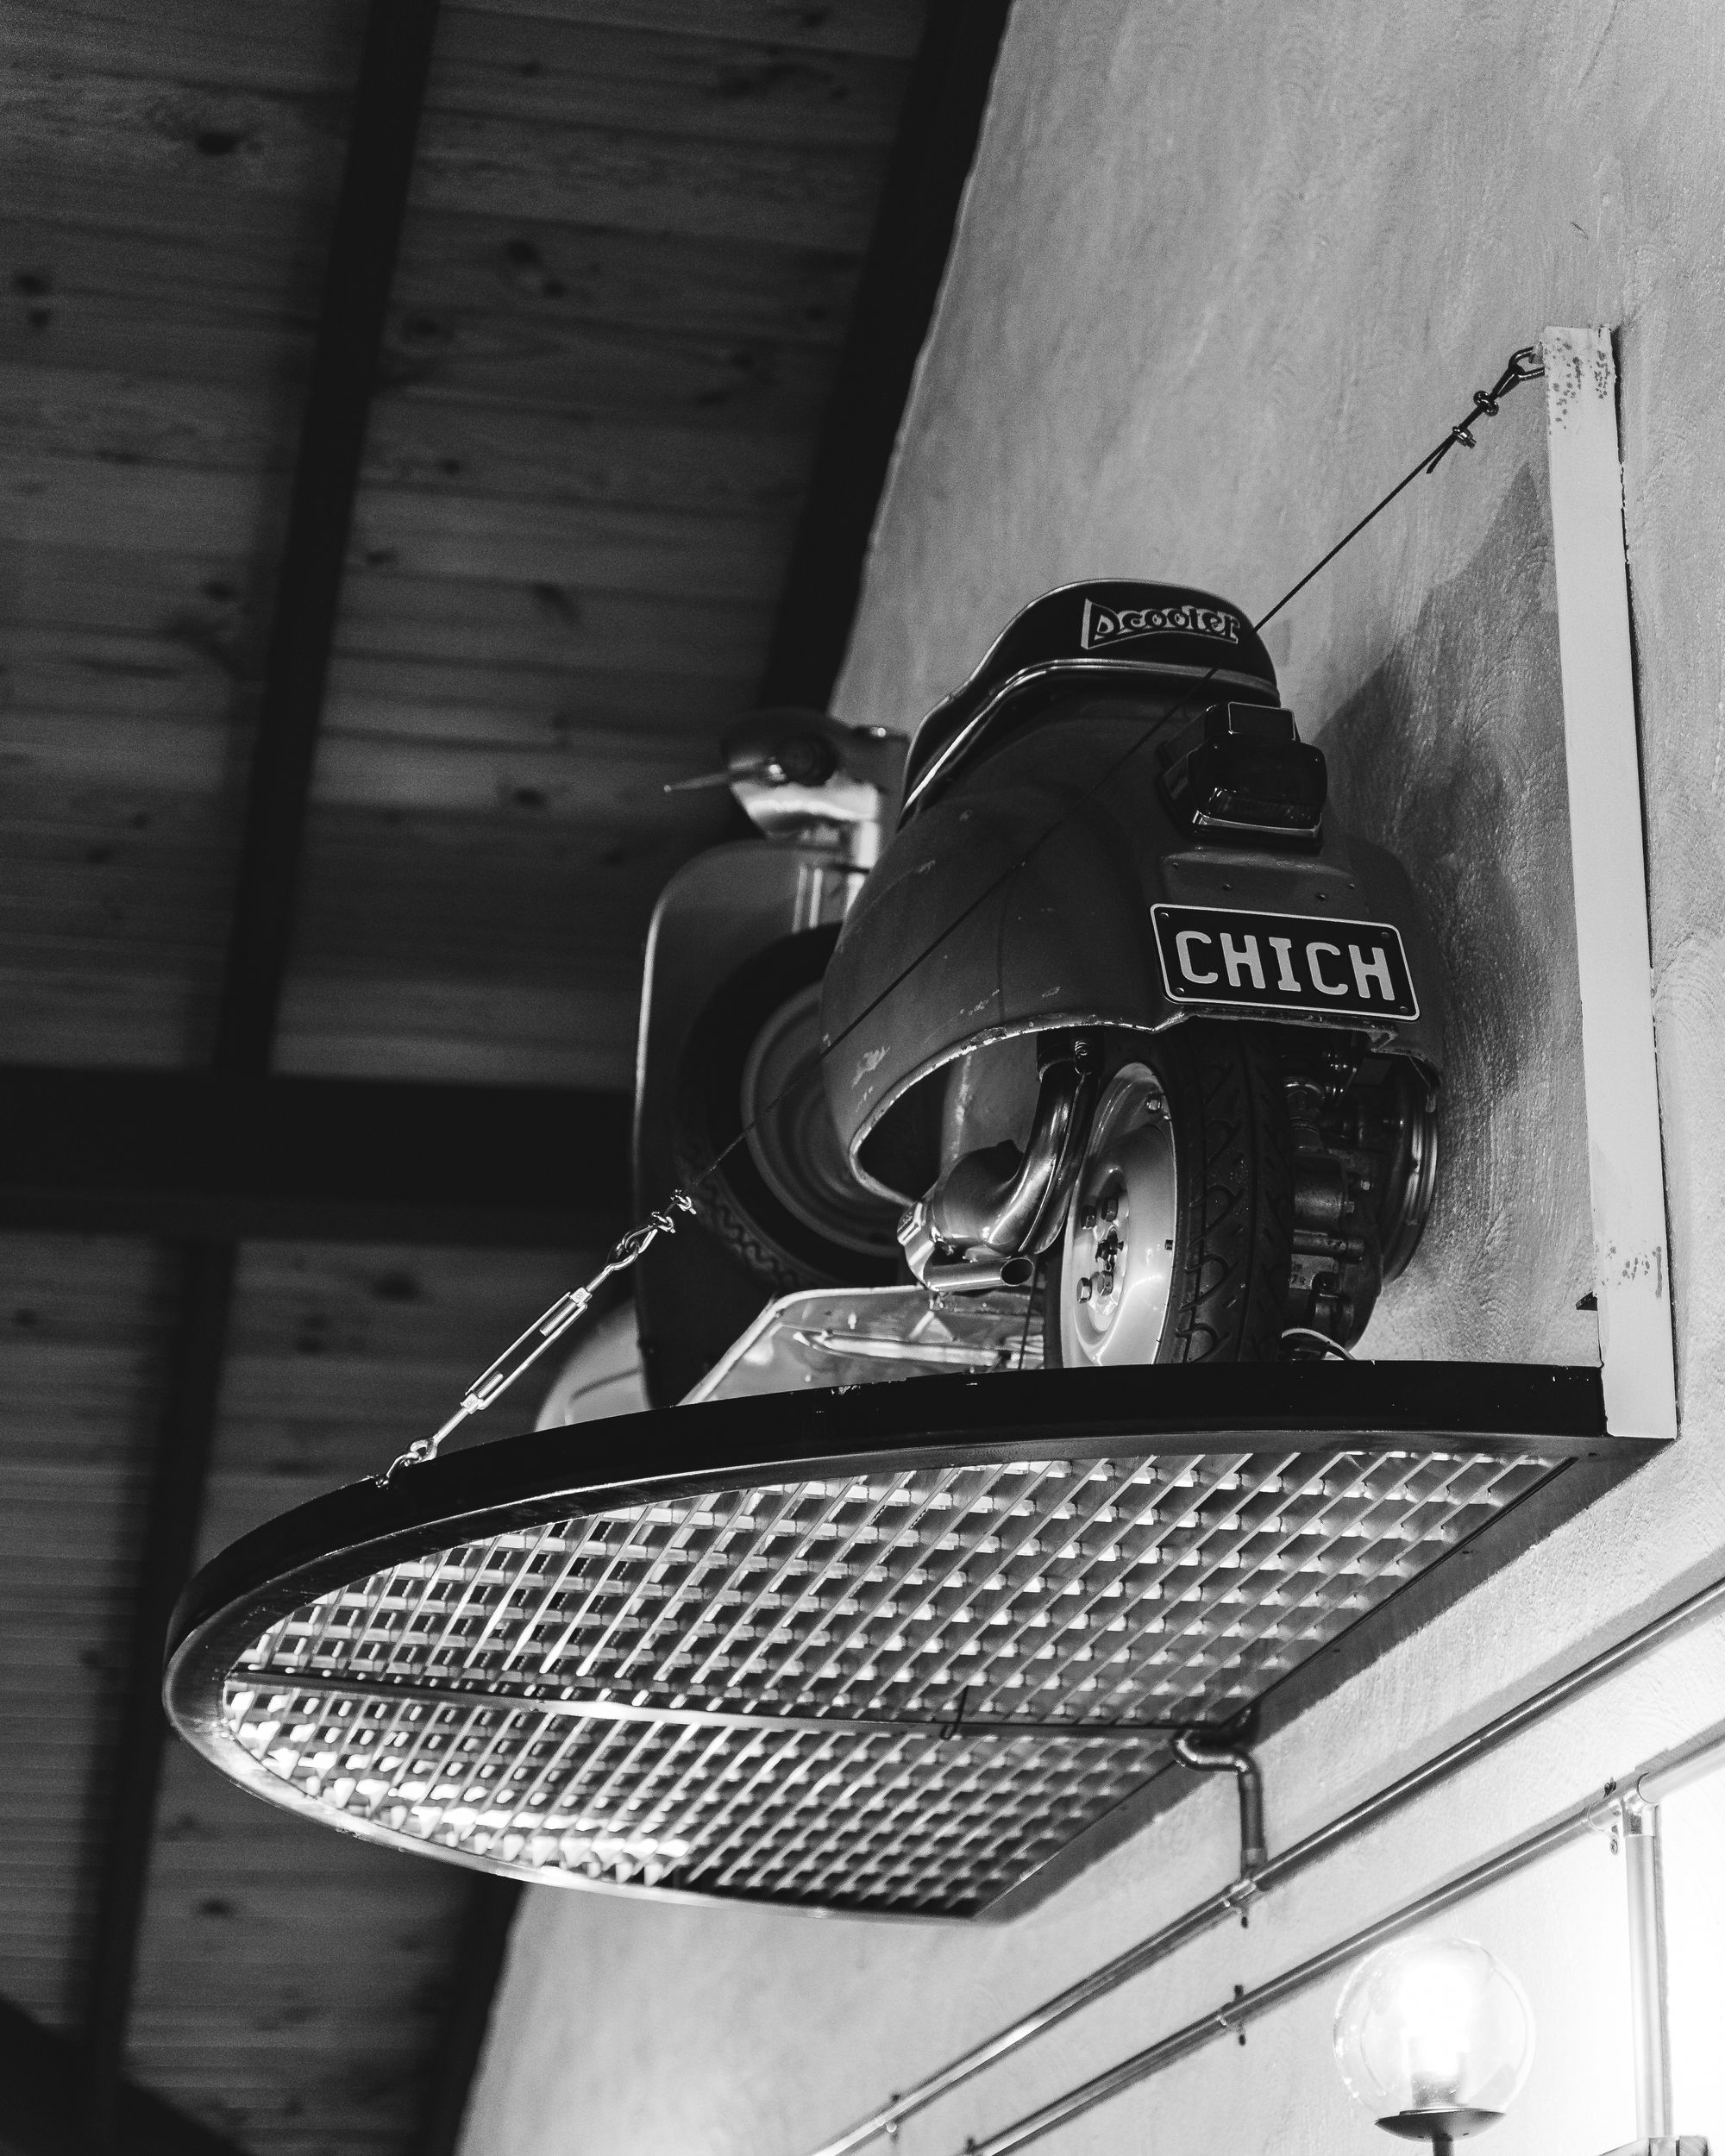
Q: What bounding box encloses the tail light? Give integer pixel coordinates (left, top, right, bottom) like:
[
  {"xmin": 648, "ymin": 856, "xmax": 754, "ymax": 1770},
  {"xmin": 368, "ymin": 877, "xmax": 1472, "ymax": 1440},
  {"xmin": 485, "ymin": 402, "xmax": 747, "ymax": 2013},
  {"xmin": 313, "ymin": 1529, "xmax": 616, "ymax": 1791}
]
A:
[{"xmin": 1160, "ymin": 702, "xmax": 1327, "ymax": 844}]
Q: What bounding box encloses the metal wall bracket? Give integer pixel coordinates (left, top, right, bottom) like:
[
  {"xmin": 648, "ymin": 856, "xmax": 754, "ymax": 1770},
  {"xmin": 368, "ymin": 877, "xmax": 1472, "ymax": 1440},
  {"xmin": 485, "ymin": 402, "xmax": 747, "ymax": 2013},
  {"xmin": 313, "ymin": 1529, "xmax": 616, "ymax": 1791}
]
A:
[{"xmin": 1544, "ymin": 326, "xmax": 1678, "ymax": 1441}]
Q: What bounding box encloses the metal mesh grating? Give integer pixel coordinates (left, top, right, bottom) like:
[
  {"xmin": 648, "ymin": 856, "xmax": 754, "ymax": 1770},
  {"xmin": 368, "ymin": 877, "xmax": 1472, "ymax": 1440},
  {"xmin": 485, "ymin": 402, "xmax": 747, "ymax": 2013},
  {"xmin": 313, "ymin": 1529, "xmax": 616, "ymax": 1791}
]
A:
[{"xmin": 216, "ymin": 1444, "xmax": 1556, "ymax": 1914}]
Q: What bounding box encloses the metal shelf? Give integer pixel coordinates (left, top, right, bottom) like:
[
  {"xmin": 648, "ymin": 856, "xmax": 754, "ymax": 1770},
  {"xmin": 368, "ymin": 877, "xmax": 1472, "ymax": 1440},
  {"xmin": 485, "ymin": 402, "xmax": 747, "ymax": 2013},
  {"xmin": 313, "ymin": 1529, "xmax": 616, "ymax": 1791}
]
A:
[{"xmin": 165, "ymin": 1363, "xmax": 1639, "ymax": 1918}]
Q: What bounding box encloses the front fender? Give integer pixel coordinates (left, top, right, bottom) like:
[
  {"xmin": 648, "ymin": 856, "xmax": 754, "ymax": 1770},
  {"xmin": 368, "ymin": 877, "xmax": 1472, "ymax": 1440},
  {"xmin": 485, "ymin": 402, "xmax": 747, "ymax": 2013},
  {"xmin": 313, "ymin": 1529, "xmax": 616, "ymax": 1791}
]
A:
[
  {"xmin": 821, "ymin": 782, "xmax": 1166, "ymax": 1197},
  {"xmin": 822, "ymin": 756, "xmax": 1445, "ymax": 1201}
]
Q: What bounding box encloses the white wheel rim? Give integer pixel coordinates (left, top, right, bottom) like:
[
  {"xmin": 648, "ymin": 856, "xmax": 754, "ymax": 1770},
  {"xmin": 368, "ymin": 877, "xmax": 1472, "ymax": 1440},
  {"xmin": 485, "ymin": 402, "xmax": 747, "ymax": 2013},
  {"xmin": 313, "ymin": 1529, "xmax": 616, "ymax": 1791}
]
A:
[{"xmin": 1057, "ymin": 1063, "xmax": 1178, "ymax": 1368}]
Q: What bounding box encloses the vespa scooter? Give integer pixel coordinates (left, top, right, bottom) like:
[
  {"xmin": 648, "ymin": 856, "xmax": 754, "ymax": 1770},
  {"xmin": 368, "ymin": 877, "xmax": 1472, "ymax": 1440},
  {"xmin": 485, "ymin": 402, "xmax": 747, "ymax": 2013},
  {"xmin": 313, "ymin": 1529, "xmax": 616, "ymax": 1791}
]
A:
[{"xmin": 819, "ymin": 580, "xmax": 1442, "ymax": 1367}]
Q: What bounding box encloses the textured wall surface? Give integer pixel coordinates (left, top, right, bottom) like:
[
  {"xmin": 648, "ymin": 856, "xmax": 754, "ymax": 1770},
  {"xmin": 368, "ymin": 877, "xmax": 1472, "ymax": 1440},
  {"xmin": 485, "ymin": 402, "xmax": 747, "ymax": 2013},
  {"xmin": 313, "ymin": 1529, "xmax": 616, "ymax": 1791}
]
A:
[{"xmin": 461, "ymin": 4, "xmax": 1725, "ymax": 2153}]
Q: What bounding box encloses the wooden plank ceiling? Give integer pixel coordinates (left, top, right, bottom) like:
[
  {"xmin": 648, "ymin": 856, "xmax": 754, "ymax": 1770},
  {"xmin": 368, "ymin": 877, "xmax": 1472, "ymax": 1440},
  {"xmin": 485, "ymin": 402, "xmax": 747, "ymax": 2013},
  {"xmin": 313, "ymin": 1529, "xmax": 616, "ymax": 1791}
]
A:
[
  {"xmin": 0, "ymin": 1, "xmax": 958, "ymax": 2151},
  {"xmin": 4, "ymin": 0, "xmax": 924, "ymax": 1082}
]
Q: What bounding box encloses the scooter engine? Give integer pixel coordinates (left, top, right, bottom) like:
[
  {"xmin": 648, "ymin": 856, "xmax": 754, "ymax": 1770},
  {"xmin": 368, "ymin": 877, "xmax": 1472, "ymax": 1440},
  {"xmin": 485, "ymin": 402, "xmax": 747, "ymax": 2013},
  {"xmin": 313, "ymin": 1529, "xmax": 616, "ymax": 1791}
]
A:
[{"xmin": 1283, "ymin": 1050, "xmax": 1439, "ymax": 1353}]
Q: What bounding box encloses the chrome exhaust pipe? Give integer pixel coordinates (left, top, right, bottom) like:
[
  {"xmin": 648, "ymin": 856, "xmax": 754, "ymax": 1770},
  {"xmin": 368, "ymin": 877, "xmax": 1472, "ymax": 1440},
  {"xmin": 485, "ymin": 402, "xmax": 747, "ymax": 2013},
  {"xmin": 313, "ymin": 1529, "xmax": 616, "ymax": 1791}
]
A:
[
  {"xmin": 921, "ymin": 1255, "xmax": 1038, "ymax": 1294},
  {"xmin": 927, "ymin": 1041, "xmax": 1099, "ymax": 1258}
]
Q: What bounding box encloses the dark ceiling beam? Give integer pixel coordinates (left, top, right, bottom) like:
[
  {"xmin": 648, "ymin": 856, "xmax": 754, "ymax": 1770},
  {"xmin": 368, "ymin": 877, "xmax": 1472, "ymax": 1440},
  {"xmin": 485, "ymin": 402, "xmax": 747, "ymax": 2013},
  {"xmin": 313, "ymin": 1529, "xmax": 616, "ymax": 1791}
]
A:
[
  {"xmin": 0, "ymin": 1993, "xmax": 249, "ymax": 2156},
  {"xmin": 2, "ymin": 1069, "xmax": 631, "ymax": 1246},
  {"xmin": 79, "ymin": 1242, "xmax": 235, "ymax": 2153},
  {"xmin": 759, "ymin": 0, "xmax": 1016, "ymax": 709},
  {"xmin": 80, "ymin": 0, "xmax": 447, "ymax": 2142},
  {"xmin": 213, "ymin": 3, "xmax": 447, "ymax": 1079}
]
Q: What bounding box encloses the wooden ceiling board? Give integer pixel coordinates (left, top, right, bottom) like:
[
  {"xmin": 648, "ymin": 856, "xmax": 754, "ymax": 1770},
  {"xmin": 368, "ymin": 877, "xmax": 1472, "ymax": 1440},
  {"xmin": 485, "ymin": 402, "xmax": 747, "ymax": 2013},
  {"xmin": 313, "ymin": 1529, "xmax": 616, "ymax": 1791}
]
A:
[
  {"xmin": 116, "ymin": 1240, "xmax": 602, "ymax": 2154},
  {"xmin": 431, "ymin": 9, "xmax": 910, "ymax": 148},
  {"xmin": 2, "ymin": 459, "xmax": 292, "ymax": 561},
  {"xmin": 0, "ymin": 161, "xmax": 338, "ymax": 260},
  {"xmin": 270, "ymin": 974, "xmax": 644, "ymax": 1086},
  {"xmin": 304, "ymin": 735, "xmax": 745, "ymax": 831},
  {"xmin": 0, "ymin": 784, "xmax": 242, "ymax": 903},
  {"xmin": 1, "ymin": 545, "xmax": 771, "ymax": 676},
  {"xmin": 337, "ymin": 570, "xmax": 773, "ymax": 672},
  {"xmin": 0, "ymin": 790, "xmax": 693, "ymax": 975},
  {"xmin": 319, "ymin": 659, "xmax": 761, "ymax": 749},
  {"xmin": 0, "ymin": 221, "xmax": 317, "ymax": 379},
  {"xmin": 189, "ymin": 1238, "xmax": 604, "ymax": 1523},
  {"xmin": 0, "ymin": 0, "xmax": 350, "ymax": 1079},
  {"xmin": 0, "ymin": 789, "xmax": 240, "ymax": 1066},
  {"xmin": 0, "ymin": 538, "xmax": 272, "ymax": 642},
  {"xmin": 4, "ymin": 454, "xmax": 789, "ymax": 600},
  {"xmin": 309, "ymin": 723, "xmax": 750, "ymax": 817},
  {"xmin": 452, "ymin": 0, "xmax": 926, "ymax": 60},
  {"xmin": 378, "ymin": 311, "xmax": 837, "ymax": 429},
  {"xmin": 6, "ymin": 711, "xmax": 245, "ymax": 801},
  {"xmin": 0, "ymin": 216, "xmax": 322, "ymax": 335},
  {"xmin": 0, "ymin": 1470, "xmax": 145, "ymax": 2025},
  {"xmin": 0, "ymin": 1233, "xmax": 174, "ymax": 2027},
  {"xmin": 0, "ymin": 0, "xmax": 943, "ymax": 2140},
  {"xmin": 30, "ymin": 9, "xmax": 900, "ymax": 1093},
  {"xmin": 0, "ymin": 580, "xmax": 260, "ymax": 1051},
  {"xmin": 0, "ymin": 975, "xmax": 220, "ymax": 1073},
  {"xmin": 0, "ymin": 737, "xmax": 246, "ymax": 1063},
  {"xmin": 389, "ymin": 211, "xmax": 863, "ymax": 344},
  {"xmin": 128, "ymin": 1751, "xmax": 472, "ymax": 2156},
  {"xmin": 359, "ymin": 404, "xmax": 812, "ymax": 516},
  {"xmin": 0, "ymin": 322, "xmax": 849, "ymax": 514},
  {"xmin": 1, "ymin": 193, "xmax": 862, "ymax": 356},
  {"xmin": 406, "ymin": 110, "xmax": 888, "ymax": 250},
  {"xmin": 3, "ymin": 0, "xmax": 364, "ymax": 97},
  {"xmin": 272, "ymin": 805, "xmax": 681, "ymax": 1085},
  {"xmin": 0, "ymin": 304, "xmax": 312, "ymax": 402},
  {"xmin": 270, "ymin": 0, "xmax": 912, "ymax": 1086},
  {"xmin": 6, "ymin": 0, "xmax": 923, "ymax": 86},
  {"xmin": 342, "ymin": 487, "xmax": 789, "ymax": 595},
  {"xmin": 282, "ymin": 789, "xmax": 731, "ymax": 953},
  {"xmin": 266, "ymin": 725, "xmax": 731, "ymax": 1081},
  {"xmin": 2, "ymin": 626, "xmax": 254, "ymax": 725},
  {"xmin": 4, "ymin": 69, "xmax": 353, "ymax": 216}
]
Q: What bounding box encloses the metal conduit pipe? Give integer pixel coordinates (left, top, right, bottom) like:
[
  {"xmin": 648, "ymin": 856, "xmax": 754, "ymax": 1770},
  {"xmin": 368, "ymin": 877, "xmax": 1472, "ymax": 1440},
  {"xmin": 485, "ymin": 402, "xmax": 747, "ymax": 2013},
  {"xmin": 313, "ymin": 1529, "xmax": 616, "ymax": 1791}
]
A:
[
  {"xmin": 806, "ymin": 1562, "xmax": 1725, "ymax": 2156},
  {"xmin": 1622, "ymin": 1797, "xmax": 1672, "ymax": 2142},
  {"xmin": 952, "ymin": 1714, "xmax": 1725, "ymax": 2156},
  {"xmin": 1170, "ymin": 1728, "xmax": 1268, "ymax": 1876}
]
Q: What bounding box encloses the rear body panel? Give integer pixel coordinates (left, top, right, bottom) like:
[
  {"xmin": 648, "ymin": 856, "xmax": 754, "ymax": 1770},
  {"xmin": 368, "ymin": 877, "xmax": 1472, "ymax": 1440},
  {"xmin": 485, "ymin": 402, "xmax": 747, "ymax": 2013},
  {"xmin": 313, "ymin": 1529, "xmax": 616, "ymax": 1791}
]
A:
[{"xmin": 822, "ymin": 701, "xmax": 1443, "ymax": 1197}]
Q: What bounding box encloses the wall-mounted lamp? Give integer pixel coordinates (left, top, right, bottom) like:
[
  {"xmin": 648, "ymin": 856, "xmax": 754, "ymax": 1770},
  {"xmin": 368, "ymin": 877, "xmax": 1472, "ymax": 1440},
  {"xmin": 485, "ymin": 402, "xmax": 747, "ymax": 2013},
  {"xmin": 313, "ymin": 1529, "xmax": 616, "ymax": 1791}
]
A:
[
  {"xmin": 1333, "ymin": 1934, "xmax": 1533, "ymax": 2151},
  {"xmin": 1333, "ymin": 1802, "xmax": 1713, "ymax": 2156}
]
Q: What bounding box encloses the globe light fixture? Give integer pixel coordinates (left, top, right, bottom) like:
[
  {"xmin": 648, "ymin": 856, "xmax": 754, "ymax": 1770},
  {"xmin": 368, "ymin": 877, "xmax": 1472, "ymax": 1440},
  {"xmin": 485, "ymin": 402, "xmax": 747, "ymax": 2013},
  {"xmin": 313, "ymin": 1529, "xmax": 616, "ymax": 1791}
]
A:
[{"xmin": 1333, "ymin": 1935, "xmax": 1534, "ymax": 2151}]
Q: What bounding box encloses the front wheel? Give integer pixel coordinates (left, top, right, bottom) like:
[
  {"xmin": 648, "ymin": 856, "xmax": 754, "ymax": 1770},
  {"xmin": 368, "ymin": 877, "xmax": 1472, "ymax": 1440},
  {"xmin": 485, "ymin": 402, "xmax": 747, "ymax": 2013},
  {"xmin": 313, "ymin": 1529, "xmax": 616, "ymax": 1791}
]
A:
[{"xmin": 1045, "ymin": 1024, "xmax": 1294, "ymax": 1367}]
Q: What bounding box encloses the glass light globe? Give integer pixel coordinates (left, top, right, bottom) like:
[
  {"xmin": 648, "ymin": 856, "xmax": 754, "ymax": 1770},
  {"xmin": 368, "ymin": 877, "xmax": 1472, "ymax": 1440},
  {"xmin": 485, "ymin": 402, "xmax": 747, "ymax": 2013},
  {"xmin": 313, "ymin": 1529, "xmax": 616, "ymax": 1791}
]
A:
[{"xmin": 1333, "ymin": 1935, "xmax": 1534, "ymax": 2144}]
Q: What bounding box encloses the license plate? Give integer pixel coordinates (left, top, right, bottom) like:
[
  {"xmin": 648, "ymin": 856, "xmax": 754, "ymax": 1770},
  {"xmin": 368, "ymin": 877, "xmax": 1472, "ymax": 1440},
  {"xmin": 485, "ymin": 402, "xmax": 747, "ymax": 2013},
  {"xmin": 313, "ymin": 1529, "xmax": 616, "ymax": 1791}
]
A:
[{"xmin": 1151, "ymin": 903, "xmax": 1419, "ymax": 1020}]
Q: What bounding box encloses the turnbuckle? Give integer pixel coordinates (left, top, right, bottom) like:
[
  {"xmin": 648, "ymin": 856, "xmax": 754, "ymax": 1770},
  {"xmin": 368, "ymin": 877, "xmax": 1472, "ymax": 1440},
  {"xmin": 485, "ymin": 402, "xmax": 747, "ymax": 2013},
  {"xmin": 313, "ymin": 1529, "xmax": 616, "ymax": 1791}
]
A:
[{"xmin": 1425, "ymin": 342, "xmax": 1546, "ymax": 472}]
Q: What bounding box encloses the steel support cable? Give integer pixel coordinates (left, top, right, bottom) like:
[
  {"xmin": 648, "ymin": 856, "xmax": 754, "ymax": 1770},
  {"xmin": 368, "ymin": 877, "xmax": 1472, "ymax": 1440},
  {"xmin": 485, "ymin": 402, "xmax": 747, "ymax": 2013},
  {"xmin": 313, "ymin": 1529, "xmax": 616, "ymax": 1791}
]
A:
[
  {"xmin": 805, "ymin": 1561, "xmax": 1725, "ymax": 2156},
  {"xmin": 386, "ymin": 346, "xmax": 1549, "ymax": 1473}
]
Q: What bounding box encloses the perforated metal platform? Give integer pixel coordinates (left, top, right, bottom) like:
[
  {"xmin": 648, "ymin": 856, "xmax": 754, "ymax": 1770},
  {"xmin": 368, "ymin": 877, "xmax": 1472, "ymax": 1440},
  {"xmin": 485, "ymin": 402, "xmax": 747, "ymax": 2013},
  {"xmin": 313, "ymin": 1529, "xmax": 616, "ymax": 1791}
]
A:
[{"xmin": 166, "ymin": 1363, "xmax": 1620, "ymax": 1917}]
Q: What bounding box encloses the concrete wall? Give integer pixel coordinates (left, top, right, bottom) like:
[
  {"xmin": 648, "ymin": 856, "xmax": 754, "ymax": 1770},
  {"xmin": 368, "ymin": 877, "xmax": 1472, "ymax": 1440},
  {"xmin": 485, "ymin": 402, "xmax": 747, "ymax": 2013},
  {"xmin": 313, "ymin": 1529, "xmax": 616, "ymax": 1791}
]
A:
[{"xmin": 461, "ymin": 4, "xmax": 1725, "ymax": 2152}]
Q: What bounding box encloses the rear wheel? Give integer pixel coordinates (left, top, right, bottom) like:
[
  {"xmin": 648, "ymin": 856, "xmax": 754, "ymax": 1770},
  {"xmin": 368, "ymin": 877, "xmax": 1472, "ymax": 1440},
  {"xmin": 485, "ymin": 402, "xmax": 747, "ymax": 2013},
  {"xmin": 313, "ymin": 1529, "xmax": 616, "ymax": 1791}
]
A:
[{"xmin": 1045, "ymin": 1023, "xmax": 1294, "ymax": 1366}]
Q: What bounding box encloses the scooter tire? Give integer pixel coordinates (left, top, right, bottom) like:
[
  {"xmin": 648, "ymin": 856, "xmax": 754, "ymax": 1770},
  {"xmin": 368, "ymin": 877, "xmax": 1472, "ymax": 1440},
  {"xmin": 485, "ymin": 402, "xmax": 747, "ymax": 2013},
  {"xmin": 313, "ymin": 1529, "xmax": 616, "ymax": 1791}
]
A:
[
  {"xmin": 1045, "ymin": 1021, "xmax": 1295, "ymax": 1365},
  {"xmin": 668, "ymin": 927, "xmax": 900, "ymax": 1292}
]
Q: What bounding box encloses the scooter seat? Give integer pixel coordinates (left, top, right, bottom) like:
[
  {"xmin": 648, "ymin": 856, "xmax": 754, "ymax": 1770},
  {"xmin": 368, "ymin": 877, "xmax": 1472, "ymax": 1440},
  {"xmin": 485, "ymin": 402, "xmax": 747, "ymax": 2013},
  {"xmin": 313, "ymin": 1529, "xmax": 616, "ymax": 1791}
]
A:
[{"xmin": 901, "ymin": 578, "xmax": 1281, "ymax": 816}]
